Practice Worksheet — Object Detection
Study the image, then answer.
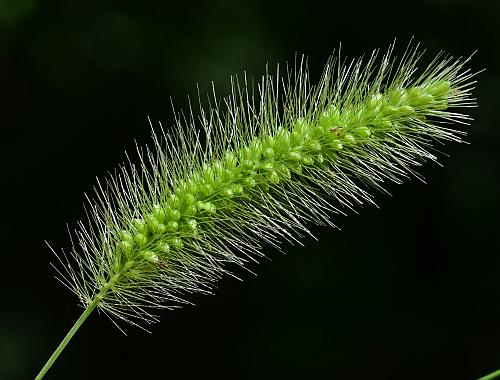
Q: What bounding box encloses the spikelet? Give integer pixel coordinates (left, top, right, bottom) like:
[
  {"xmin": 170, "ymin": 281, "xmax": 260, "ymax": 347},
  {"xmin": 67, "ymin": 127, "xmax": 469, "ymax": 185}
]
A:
[{"xmin": 52, "ymin": 42, "xmax": 477, "ymax": 331}]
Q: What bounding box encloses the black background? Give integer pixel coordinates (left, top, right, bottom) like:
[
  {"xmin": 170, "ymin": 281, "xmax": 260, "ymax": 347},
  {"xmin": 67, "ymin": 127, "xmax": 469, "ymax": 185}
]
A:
[{"xmin": 1, "ymin": 0, "xmax": 499, "ymax": 379}]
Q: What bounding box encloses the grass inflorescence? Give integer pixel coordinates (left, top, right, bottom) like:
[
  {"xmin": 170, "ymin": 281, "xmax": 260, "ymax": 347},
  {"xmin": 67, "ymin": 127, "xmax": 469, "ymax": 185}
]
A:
[{"xmin": 37, "ymin": 42, "xmax": 478, "ymax": 379}]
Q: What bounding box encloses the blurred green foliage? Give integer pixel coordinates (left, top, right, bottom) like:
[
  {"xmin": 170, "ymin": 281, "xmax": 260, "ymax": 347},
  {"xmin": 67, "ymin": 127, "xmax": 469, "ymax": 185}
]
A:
[{"xmin": 0, "ymin": 0, "xmax": 37, "ymax": 27}]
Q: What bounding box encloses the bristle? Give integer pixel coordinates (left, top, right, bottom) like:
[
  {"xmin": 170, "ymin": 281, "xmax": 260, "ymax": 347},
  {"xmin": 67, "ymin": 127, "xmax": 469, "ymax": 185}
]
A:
[{"xmin": 53, "ymin": 42, "xmax": 478, "ymax": 329}]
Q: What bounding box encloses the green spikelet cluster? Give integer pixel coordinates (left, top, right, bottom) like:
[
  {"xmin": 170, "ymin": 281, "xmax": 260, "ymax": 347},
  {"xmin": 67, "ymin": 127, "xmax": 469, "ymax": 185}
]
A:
[{"xmin": 52, "ymin": 44, "xmax": 476, "ymax": 330}]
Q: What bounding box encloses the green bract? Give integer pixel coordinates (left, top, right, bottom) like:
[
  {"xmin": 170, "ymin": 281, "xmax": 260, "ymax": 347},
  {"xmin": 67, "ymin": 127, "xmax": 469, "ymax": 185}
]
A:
[{"xmin": 38, "ymin": 43, "xmax": 477, "ymax": 379}]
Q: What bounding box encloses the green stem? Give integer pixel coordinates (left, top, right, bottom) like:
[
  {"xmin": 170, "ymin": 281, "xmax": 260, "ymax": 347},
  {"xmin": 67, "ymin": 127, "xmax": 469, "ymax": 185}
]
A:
[
  {"xmin": 35, "ymin": 271, "xmax": 122, "ymax": 379},
  {"xmin": 35, "ymin": 296, "xmax": 100, "ymax": 380},
  {"xmin": 479, "ymin": 369, "xmax": 500, "ymax": 380}
]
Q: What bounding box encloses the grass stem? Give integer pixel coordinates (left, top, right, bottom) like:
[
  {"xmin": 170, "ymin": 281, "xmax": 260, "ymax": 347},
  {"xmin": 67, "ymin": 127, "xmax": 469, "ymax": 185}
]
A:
[
  {"xmin": 479, "ymin": 369, "xmax": 500, "ymax": 380},
  {"xmin": 34, "ymin": 276, "xmax": 116, "ymax": 380}
]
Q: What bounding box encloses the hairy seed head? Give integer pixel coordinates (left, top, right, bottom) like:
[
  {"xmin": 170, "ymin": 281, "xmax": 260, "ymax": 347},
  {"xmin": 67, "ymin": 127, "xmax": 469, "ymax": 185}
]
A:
[{"xmin": 52, "ymin": 43, "xmax": 478, "ymax": 329}]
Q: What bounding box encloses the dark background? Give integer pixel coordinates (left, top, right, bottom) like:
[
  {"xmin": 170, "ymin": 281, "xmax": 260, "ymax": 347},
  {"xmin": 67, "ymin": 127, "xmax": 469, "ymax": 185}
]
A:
[{"xmin": 1, "ymin": 0, "xmax": 499, "ymax": 379}]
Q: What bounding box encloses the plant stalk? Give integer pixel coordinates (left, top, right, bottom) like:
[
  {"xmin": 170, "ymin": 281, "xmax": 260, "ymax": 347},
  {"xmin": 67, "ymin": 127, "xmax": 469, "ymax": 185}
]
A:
[
  {"xmin": 35, "ymin": 271, "xmax": 123, "ymax": 379},
  {"xmin": 479, "ymin": 369, "xmax": 500, "ymax": 380},
  {"xmin": 35, "ymin": 296, "xmax": 100, "ymax": 380}
]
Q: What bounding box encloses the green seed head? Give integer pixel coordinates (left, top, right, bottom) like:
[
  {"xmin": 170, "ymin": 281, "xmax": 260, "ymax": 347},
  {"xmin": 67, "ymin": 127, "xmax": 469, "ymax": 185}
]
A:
[
  {"xmin": 367, "ymin": 93, "xmax": 383, "ymax": 113},
  {"xmin": 134, "ymin": 233, "xmax": 147, "ymax": 247},
  {"xmin": 355, "ymin": 126, "xmax": 371, "ymax": 138},
  {"xmin": 120, "ymin": 230, "xmax": 134, "ymax": 244},
  {"xmin": 264, "ymin": 147, "xmax": 275, "ymax": 159},
  {"xmin": 186, "ymin": 219, "xmax": 197, "ymax": 232},
  {"xmin": 185, "ymin": 205, "xmax": 197, "ymax": 217},
  {"xmin": 158, "ymin": 243, "xmax": 170, "ymax": 254},
  {"xmin": 167, "ymin": 221, "xmax": 178, "ymax": 231},
  {"xmin": 168, "ymin": 209, "xmax": 181, "ymax": 221},
  {"xmin": 331, "ymin": 139, "xmax": 343, "ymax": 150},
  {"xmin": 301, "ymin": 155, "xmax": 314, "ymax": 166},
  {"xmin": 185, "ymin": 193, "xmax": 196, "ymax": 206},
  {"xmin": 411, "ymin": 93, "xmax": 434, "ymax": 107},
  {"xmin": 388, "ymin": 88, "xmax": 407, "ymax": 105},
  {"xmin": 203, "ymin": 202, "xmax": 217, "ymax": 214},
  {"xmin": 152, "ymin": 204, "xmax": 165, "ymax": 221},
  {"xmin": 428, "ymin": 80, "xmax": 451, "ymax": 98},
  {"xmin": 378, "ymin": 120, "xmax": 392, "ymax": 129},
  {"xmin": 169, "ymin": 194, "xmax": 181, "ymax": 208},
  {"xmin": 289, "ymin": 151, "xmax": 302, "ymax": 162},
  {"xmin": 244, "ymin": 177, "xmax": 256, "ymax": 188},
  {"xmin": 231, "ymin": 185, "xmax": 244, "ymax": 195},
  {"xmin": 133, "ymin": 219, "xmax": 147, "ymax": 234},
  {"xmin": 119, "ymin": 240, "xmax": 133, "ymax": 255},
  {"xmin": 52, "ymin": 43, "xmax": 476, "ymax": 336},
  {"xmin": 398, "ymin": 105, "xmax": 416, "ymax": 117},
  {"xmin": 382, "ymin": 105, "xmax": 399, "ymax": 116},
  {"xmin": 343, "ymin": 133, "xmax": 356, "ymax": 144},
  {"xmin": 267, "ymin": 171, "xmax": 280, "ymax": 184},
  {"xmin": 171, "ymin": 237, "xmax": 183, "ymax": 250},
  {"xmin": 141, "ymin": 250, "xmax": 159, "ymax": 264}
]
